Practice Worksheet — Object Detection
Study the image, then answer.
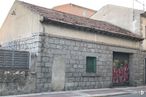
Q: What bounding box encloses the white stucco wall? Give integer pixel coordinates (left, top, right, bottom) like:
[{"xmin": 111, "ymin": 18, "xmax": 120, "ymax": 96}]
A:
[
  {"xmin": 91, "ymin": 4, "xmax": 144, "ymax": 35},
  {"xmin": 0, "ymin": 1, "xmax": 43, "ymax": 44},
  {"xmin": 43, "ymin": 23, "xmax": 140, "ymax": 49}
]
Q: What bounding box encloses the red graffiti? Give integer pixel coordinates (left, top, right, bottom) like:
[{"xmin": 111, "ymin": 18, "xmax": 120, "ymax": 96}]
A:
[{"xmin": 112, "ymin": 64, "xmax": 129, "ymax": 84}]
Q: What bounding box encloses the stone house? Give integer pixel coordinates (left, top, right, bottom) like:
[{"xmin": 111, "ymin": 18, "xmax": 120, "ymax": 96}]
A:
[
  {"xmin": 0, "ymin": 1, "xmax": 146, "ymax": 95},
  {"xmin": 53, "ymin": 3, "xmax": 97, "ymax": 18}
]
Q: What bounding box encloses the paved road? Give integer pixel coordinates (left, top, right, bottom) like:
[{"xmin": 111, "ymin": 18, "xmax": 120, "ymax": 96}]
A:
[
  {"xmin": 111, "ymin": 87, "xmax": 146, "ymax": 97},
  {"xmin": 112, "ymin": 94, "xmax": 146, "ymax": 97},
  {"xmin": 3, "ymin": 86, "xmax": 146, "ymax": 97}
]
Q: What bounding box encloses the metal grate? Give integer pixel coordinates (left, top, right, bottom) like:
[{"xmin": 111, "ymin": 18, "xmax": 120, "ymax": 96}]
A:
[{"xmin": 0, "ymin": 49, "xmax": 29, "ymax": 69}]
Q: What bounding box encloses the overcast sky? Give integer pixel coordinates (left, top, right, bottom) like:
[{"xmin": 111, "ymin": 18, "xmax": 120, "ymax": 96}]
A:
[{"xmin": 0, "ymin": 0, "xmax": 146, "ymax": 28}]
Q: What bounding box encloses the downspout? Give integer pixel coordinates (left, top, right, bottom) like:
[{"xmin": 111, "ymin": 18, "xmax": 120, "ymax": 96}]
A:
[{"xmin": 40, "ymin": 16, "xmax": 45, "ymax": 33}]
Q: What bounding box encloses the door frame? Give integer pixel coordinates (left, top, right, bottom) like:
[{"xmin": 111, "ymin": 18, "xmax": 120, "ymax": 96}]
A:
[{"xmin": 112, "ymin": 52, "xmax": 129, "ymax": 86}]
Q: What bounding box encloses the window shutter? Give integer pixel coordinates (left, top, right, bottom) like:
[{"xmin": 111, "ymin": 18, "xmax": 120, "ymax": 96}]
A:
[{"xmin": 86, "ymin": 57, "xmax": 96, "ymax": 73}]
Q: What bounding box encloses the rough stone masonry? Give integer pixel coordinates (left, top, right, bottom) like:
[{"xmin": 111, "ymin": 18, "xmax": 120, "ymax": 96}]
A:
[{"xmin": 1, "ymin": 32, "xmax": 146, "ymax": 95}]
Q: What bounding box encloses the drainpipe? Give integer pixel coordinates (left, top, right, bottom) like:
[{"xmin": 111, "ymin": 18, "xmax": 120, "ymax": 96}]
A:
[{"xmin": 40, "ymin": 16, "xmax": 45, "ymax": 33}]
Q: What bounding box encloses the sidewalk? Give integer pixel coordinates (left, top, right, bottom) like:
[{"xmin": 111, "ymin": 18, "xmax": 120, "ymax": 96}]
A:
[{"xmin": 3, "ymin": 86, "xmax": 146, "ymax": 97}]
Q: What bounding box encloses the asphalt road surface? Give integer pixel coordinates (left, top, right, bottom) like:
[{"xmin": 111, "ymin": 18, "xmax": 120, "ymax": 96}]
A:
[
  {"xmin": 111, "ymin": 93, "xmax": 146, "ymax": 97},
  {"xmin": 4, "ymin": 86, "xmax": 146, "ymax": 97}
]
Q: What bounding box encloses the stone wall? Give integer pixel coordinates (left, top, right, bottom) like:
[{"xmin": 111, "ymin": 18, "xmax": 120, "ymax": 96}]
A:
[
  {"xmin": 1, "ymin": 32, "xmax": 145, "ymax": 95},
  {"xmin": 39, "ymin": 33, "xmax": 145, "ymax": 90},
  {"xmin": 0, "ymin": 69, "xmax": 28, "ymax": 95},
  {"xmin": 0, "ymin": 49, "xmax": 30, "ymax": 95},
  {"xmin": 1, "ymin": 33, "xmax": 42, "ymax": 95}
]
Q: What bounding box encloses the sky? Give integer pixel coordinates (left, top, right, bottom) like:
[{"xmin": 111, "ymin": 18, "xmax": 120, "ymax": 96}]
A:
[{"xmin": 0, "ymin": 0, "xmax": 146, "ymax": 28}]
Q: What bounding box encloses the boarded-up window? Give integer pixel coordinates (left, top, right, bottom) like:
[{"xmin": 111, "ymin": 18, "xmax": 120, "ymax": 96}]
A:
[{"xmin": 86, "ymin": 56, "xmax": 96, "ymax": 73}]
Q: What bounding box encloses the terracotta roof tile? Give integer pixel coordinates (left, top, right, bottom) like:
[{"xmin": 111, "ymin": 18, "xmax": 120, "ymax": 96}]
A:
[{"xmin": 19, "ymin": 1, "xmax": 143, "ymax": 41}]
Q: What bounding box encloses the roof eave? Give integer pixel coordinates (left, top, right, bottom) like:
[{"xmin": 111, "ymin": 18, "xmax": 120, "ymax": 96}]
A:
[{"xmin": 40, "ymin": 17, "xmax": 143, "ymax": 41}]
